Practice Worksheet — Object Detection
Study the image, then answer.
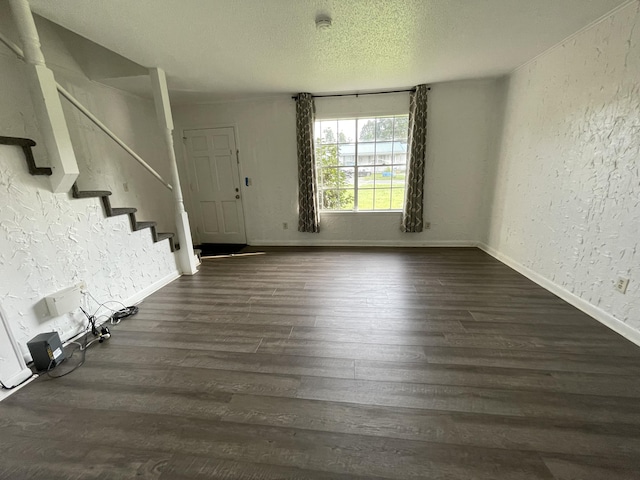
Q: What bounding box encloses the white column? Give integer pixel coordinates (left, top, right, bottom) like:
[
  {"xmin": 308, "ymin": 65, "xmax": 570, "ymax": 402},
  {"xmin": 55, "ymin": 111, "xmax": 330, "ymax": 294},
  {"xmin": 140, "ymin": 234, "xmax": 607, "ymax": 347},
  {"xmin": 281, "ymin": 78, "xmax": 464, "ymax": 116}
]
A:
[
  {"xmin": 149, "ymin": 67, "xmax": 198, "ymax": 275},
  {"xmin": 9, "ymin": 0, "xmax": 79, "ymax": 193}
]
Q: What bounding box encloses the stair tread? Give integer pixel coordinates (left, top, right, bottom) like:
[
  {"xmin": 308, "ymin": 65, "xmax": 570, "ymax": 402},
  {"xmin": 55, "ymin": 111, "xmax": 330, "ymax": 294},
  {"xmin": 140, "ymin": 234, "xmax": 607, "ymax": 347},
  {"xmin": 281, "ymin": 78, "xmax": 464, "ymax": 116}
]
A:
[
  {"xmin": 109, "ymin": 207, "xmax": 137, "ymax": 216},
  {"xmin": 0, "ymin": 136, "xmax": 36, "ymax": 147},
  {"xmin": 134, "ymin": 221, "xmax": 156, "ymax": 231},
  {"xmin": 4, "ymin": 136, "xmax": 51, "ymax": 176},
  {"xmin": 156, "ymin": 232, "xmax": 175, "ymax": 241},
  {"xmin": 74, "ymin": 190, "xmax": 112, "ymax": 198}
]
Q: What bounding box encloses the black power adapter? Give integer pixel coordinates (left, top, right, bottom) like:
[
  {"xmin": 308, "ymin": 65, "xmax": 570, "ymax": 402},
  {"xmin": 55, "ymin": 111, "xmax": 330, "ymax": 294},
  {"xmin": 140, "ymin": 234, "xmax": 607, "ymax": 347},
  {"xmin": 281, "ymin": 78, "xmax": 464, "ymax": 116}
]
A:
[{"xmin": 27, "ymin": 331, "xmax": 65, "ymax": 371}]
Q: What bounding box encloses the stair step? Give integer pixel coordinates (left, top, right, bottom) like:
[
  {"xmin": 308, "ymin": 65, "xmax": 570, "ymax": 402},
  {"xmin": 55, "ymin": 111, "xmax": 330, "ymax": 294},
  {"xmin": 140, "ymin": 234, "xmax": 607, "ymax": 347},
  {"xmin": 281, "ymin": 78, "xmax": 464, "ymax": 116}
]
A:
[
  {"xmin": 74, "ymin": 190, "xmax": 112, "ymax": 199},
  {"xmin": 2, "ymin": 136, "xmax": 52, "ymax": 176},
  {"xmin": 109, "ymin": 207, "xmax": 137, "ymax": 217},
  {"xmin": 134, "ymin": 221, "xmax": 156, "ymax": 231},
  {"xmin": 156, "ymin": 233, "xmax": 174, "ymax": 242},
  {"xmin": 157, "ymin": 232, "xmax": 178, "ymax": 252},
  {"xmin": 67, "ymin": 178, "xmax": 178, "ymax": 254},
  {"xmin": 0, "ymin": 136, "xmax": 35, "ymax": 148}
]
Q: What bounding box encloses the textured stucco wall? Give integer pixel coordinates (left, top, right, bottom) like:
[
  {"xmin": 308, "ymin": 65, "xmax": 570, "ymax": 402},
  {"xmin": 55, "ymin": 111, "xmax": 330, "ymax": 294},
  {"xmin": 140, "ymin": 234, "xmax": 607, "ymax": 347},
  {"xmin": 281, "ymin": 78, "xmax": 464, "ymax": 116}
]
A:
[
  {"xmin": 0, "ymin": 12, "xmax": 180, "ymax": 364},
  {"xmin": 486, "ymin": 2, "xmax": 640, "ymax": 330},
  {"xmin": 0, "ymin": 146, "xmax": 179, "ymax": 359},
  {"xmin": 174, "ymin": 80, "xmax": 501, "ymax": 246},
  {"xmin": 0, "ymin": 12, "xmax": 175, "ymax": 231}
]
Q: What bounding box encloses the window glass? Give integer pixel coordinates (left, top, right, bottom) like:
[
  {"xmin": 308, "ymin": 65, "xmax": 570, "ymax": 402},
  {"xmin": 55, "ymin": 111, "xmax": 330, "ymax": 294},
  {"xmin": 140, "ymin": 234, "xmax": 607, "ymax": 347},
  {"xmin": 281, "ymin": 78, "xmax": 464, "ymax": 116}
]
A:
[{"xmin": 315, "ymin": 115, "xmax": 409, "ymax": 212}]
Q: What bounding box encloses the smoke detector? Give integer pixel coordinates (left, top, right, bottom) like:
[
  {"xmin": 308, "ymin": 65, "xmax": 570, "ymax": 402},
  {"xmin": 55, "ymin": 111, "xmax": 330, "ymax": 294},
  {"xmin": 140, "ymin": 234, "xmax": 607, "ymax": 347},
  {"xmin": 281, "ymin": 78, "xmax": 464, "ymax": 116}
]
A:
[{"xmin": 315, "ymin": 15, "xmax": 332, "ymax": 31}]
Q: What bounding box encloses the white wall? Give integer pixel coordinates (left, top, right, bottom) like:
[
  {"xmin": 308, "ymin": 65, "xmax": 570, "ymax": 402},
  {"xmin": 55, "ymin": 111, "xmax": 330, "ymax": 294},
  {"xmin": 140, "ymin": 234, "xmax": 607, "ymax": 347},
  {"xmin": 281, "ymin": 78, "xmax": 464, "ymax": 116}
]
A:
[
  {"xmin": 174, "ymin": 79, "xmax": 501, "ymax": 246},
  {"xmin": 0, "ymin": 144, "xmax": 180, "ymax": 360},
  {"xmin": 57, "ymin": 72, "xmax": 176, "ymax": 232},
  {"xmin": 36, "ymin": 16, "xmax": 175, "ymax": 232},
  {"xmin": 0, "ymin": 7, "xmax": 180, "ymax": 368},
  {"xmin": 0, "ymin": 12, "xmax": 175, "ymax": 231},
  {"xmin": 485, "ymin": 1, "xmax": 640, "ymax": 336}
]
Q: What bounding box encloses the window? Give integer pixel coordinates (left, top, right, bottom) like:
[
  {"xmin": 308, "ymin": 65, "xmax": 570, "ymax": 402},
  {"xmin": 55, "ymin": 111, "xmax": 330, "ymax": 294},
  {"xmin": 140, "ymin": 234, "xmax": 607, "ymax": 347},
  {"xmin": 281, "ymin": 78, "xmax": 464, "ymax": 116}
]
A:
[{"xmin": 315, "ymin": 115, "xmax": 409, "ymax": 211}]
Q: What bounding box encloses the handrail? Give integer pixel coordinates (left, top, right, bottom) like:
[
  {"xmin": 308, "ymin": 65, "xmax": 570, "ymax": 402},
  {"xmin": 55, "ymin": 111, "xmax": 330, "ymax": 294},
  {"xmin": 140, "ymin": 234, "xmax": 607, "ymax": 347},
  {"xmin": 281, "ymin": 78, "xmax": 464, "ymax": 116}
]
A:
[
  {"xmin": 0, "ymin": 31, "xmax": 24, "ymax": 59},
  {"xmin": 56, "ymin": 85, "xmax": 173, "ymax": 190},
  {"xmin": 0, "ymin": 33, "xmax": 173, "ymax": 191}
]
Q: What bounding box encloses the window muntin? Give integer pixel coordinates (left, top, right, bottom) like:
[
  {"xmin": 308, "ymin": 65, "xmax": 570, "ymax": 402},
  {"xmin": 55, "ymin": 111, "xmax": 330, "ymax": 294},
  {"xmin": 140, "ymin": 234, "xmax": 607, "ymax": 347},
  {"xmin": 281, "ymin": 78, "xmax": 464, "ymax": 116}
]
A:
[{"xmin": 315, "ymin": 115, "xmax": 409, "ymax": 211}]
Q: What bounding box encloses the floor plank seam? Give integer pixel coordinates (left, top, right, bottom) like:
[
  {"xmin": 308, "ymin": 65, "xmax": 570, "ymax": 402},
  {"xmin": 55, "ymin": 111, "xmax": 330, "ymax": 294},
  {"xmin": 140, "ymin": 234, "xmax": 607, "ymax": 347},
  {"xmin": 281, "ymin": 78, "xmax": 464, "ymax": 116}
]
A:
[
  {"xmin": 10, "ymin": 399, "xmax": 637, "ymax": 463},
  {"xmin": 4, "ymin": 248, "xmax": 639, "ymax": 479}
]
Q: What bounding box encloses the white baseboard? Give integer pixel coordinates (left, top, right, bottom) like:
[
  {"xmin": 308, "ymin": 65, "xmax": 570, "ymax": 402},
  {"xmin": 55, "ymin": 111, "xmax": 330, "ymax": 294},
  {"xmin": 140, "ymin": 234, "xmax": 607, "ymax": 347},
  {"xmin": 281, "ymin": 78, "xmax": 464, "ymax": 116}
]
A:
[
  {"xmin": 58, "ymin": 269, "xmax": 181, "ymax": 346},
  {"xmin": 477, "ymin": 242, "xmax": 640, "ymax": 347},
  {"xmin": 0, "ymin": 373, "xmax": 38, "ymax": 402},
  {"xmin": 249, "ymin": 240, "xmax": 477, "ymax": 247},
  {"xmin": 2, "ymin": 367, "xmax": 32, "ymax": 389},
  {"xmin": 125, "ymin": 270, "xmax": 181, "ymax": 306}
]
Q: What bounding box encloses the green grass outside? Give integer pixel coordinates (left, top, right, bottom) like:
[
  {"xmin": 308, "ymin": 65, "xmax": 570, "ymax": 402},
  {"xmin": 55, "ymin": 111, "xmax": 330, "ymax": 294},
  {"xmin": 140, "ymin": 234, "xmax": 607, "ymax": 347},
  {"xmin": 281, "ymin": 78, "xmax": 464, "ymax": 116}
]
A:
[
  {"xmin": 328, "ymin": 188, "xmax": 404, "ymax": 210},
  {"xmin": 358, "ymin": 188, "xmax": 405, "ymax": 210}
]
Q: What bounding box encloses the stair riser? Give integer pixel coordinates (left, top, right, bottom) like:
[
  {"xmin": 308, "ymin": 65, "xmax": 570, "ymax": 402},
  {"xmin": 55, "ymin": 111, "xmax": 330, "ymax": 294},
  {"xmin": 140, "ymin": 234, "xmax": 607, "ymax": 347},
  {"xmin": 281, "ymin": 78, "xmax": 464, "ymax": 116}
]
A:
[{"xmin": 1, "ymin": 136, "xmax": 52, "ymax": 176}]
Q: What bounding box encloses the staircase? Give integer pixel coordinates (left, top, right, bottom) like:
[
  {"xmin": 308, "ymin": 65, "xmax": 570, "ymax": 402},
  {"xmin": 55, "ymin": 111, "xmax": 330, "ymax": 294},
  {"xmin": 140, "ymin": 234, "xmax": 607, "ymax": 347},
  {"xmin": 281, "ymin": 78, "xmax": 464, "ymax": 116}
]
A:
[{"xmin": 1, "ymin": 135, "xmax": 179, "ymax": 252}]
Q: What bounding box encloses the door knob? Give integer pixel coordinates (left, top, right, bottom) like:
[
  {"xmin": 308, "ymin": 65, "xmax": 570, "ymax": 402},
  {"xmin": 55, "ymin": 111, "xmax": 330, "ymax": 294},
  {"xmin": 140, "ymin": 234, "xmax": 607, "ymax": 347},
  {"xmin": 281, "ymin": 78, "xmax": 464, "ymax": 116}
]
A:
[{"xmin": 235, "ymin": 194, "xmax": 240, "ymax": 199}]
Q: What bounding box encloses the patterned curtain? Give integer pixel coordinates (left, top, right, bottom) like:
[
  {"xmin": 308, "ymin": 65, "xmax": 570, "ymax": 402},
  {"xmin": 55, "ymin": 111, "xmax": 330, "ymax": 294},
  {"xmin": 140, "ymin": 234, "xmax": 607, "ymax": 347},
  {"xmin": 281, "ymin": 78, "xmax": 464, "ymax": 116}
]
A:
[
  {"xmin": 296, "ymin": 93, "xmax": 320, "ymax": 233},
  {"xmin": 402, "ymin": 84, "xmax": 429, "ymax": 232}
]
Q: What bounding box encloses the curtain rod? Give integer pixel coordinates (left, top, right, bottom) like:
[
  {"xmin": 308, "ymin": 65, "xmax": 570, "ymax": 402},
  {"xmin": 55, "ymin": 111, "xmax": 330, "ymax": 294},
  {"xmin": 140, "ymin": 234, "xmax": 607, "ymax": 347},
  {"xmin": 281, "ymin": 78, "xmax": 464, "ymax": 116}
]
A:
[{"xmin": 291, "ymin": 87, "xmax": 429, "ymax": 100}]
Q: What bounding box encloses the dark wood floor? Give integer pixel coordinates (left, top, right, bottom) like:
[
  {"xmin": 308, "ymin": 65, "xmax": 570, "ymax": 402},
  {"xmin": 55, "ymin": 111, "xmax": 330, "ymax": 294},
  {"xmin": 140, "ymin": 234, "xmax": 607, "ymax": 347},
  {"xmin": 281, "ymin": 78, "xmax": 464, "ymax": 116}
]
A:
[{"xmin": 1, "ymin": 247, "xmax": 639, "ymax": 479}]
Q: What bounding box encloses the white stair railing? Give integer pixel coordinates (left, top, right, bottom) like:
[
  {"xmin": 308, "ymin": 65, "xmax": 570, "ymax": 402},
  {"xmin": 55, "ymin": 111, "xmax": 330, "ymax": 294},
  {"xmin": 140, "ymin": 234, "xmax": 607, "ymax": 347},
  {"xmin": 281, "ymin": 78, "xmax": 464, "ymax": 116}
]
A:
[
  {"xmin": 0, "ymin": 31, "xmax": 172, "ymax": 191},
  {"xmin": 2, "ymin": 12, "xmax": 197, "ymax": 274}
]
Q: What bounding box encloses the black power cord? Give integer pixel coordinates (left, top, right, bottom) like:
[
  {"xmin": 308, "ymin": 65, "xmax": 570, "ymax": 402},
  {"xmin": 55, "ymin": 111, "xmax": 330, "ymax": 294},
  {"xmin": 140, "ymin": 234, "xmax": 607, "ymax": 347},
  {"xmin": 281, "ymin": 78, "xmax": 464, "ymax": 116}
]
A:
[
  {"xmin": 46, "ymin": 306, "xmax": 114, "ymax": 378},
  {"xmin": 46, "ymin": 339, "xmax": 87, "ymax": 379},
  {"xmin": 46, "ymin": 298, "xmax": 137, "ymax": 380},
  {"xmin": 46, "ymin": 308, "xmax": 93, "ymax": 379},
  {"xmin": 110, "ymin": 305, "xmax": 139, "ymax": 325},
  {"xmin": 83, "ymin": 291, "xmax": 138, "ymax": 325}
]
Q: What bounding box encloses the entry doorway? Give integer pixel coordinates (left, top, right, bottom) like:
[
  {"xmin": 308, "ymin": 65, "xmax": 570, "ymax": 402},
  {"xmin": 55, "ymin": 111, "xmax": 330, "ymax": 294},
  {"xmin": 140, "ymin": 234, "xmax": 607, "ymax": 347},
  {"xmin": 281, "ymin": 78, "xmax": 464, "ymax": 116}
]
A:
[{"xmin": 183, "ymin": 127, "xmax": 246, "ymax": 245}]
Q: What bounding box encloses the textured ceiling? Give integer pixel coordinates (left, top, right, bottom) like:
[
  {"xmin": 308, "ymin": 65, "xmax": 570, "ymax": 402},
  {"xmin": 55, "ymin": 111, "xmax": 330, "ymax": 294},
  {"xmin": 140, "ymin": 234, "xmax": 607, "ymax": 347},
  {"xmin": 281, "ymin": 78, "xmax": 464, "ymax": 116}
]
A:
[{"xmin": 28, "ymin": 0, "xmax": 630, "ymax": 103}]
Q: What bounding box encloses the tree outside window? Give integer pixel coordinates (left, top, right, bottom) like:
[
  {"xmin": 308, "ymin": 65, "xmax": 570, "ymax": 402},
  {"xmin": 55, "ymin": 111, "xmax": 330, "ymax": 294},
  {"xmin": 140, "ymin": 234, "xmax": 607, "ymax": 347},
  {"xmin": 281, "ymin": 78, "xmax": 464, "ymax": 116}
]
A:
[{"xmin": 315, "ymin": 116, "xmax": 408, "ymax": 211}]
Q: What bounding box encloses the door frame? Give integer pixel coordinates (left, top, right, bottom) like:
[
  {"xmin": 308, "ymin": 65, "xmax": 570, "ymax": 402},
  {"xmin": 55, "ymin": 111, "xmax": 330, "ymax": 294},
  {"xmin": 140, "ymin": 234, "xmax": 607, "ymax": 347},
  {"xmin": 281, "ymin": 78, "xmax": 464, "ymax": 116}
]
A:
[{"xmin": 179, "ymin": 124, "xmax": 247, "ymax": 245}]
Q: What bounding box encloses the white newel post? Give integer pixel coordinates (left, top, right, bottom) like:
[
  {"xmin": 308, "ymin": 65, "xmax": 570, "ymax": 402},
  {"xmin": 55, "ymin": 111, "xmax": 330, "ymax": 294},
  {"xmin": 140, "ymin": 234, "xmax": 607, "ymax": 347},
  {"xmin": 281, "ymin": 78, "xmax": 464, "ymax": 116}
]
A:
[
  {"xmin": 9, "ymin": 0, "xmax": 79, "ymax": 193},
  {"xmin": 149, "ymin": 68, "xmax": 198, "ymax": 275}
]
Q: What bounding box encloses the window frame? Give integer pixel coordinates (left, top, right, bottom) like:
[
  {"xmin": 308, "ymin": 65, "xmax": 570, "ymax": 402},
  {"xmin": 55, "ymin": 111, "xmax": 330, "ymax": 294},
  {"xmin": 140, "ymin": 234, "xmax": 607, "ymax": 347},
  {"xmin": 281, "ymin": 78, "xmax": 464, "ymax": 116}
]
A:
[{"xmin": 314, "ymin": 115, "xmax": 409, "ymax": 213}]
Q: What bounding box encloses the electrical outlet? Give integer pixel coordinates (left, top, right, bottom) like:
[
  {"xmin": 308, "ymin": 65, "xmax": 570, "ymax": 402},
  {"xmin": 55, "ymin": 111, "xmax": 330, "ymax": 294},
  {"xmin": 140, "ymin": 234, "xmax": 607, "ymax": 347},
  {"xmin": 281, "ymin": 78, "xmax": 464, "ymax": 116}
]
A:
[
  {"xmin": 615, "ymin": 277, "xmax": 629, "ymax": 294},
  {"xmin": 283, "ymin": 222, "xmax": 288, "ymax": 230},
  {"xmin": 425, "ymin": 222, "xmax": 431, "ymax": 229}
]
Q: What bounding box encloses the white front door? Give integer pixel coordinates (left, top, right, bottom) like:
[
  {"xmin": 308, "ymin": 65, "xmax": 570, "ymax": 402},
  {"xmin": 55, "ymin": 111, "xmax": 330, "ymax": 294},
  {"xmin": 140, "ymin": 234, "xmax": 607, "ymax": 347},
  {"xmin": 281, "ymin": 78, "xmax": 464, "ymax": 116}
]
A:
[{"xmin": 184, "ymin": 127, "xmax": 246, "ymax": 244}]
